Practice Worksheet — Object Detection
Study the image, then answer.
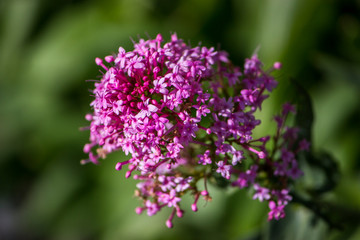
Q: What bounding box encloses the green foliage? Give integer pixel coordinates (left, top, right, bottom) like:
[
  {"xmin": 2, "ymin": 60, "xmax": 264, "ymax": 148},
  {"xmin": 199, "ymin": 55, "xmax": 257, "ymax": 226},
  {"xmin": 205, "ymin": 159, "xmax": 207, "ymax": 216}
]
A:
[{"xmin": 1, "ymin": 0, "xmax": 360, "ymax": 239}]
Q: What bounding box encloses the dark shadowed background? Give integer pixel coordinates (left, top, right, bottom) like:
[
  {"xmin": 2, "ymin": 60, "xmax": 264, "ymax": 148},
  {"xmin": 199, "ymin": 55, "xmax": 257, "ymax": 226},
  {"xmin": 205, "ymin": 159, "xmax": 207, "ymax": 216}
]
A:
[{"xmin": 1, "ymin": 0, "xmax": 360, "ymax": 239}]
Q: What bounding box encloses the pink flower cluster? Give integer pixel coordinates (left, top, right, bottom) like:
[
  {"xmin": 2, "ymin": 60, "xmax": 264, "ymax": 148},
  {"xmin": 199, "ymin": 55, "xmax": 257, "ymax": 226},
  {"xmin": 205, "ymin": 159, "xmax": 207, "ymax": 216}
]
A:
[{"xmin": 83, "ymin": 34, "xmax": 309, "ymax": 227}]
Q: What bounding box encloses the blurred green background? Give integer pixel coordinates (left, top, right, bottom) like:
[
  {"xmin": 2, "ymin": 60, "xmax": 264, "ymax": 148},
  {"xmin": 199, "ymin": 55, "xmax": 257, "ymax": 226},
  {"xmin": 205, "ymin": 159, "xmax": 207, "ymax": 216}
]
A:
[{"xmin": 1, "ymin": 0, "xmax": 360, "ymax": 239}]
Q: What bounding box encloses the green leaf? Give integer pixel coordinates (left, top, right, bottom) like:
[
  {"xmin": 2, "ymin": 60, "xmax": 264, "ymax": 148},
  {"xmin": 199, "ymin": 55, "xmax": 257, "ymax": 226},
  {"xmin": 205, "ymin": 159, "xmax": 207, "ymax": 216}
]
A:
[
  {"xmin": 305, "ymin": 151, "xmax": 340, "ymax": 195},
  {"xmin": 291, "ymin": 79, "xmax": 314, "ymax": 143}
]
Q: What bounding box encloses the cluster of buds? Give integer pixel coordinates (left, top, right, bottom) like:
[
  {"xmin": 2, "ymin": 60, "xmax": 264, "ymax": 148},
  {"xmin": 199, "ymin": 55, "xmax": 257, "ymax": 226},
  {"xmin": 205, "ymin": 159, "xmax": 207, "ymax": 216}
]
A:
[{"xmin": 83, "ymin": 34, "xmax": 309, "ymax": 228}]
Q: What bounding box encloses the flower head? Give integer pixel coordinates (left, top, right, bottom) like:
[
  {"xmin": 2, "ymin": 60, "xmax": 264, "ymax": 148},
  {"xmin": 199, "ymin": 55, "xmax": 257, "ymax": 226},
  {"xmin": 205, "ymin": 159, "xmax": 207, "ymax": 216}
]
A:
[{"xmin": 83, "ymin": 34, "xmax": 304, "ymax": 228}]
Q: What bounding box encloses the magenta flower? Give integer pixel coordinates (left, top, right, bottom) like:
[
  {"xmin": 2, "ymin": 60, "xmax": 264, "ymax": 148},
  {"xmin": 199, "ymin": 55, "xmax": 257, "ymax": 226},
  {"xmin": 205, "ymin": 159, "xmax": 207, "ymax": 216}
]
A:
[
  {"xmin": 216, "ymin": 161, "xmax": 231, "ymax": 179},
  {"xmin": 152, "ymin": 77, "xmax": 169, "ymax": 94},
  {"xmin": 174, "ymin": 177, "xmax": 193, "ymax": 192},
  {"xmin": 200, "ymin": 46, "xmax": 217, "ymax": 65},
  {"xmin": 193, "ymin": 104, "xmax": 211, "ymax": 118},
  {"xmin": 268, "ymin": 201, "xmax": 286, "ymax": 220},
  {"xmin": 298, "ymin": 139, "xmax": 311, "ymax": 152},
  {"xmin": 231, "ymin": 150, "xmax": 244, "ymax": 166},
  {"xmin": 145, "ymin": 200, "xmax": 160, "ymax": 216},
  {"xmin": 158, "ymin": 189, "xmax": 181, "ymax": 207},
  {"xmin": 126, "ymin": 55, "xmax": 145, "ymax": 76},
  {"xmin": 253, "ymin": 184, "xmax": 271, "ymax": 202},
  {"xmin": 135, "ymin": 99, "xmax": 158, "ymax": 119},
  {"xmin": 83, "ymin": 33, "xmax": 305, "ymax": 228},
  {"xmin": 286, "ymin": 160, "xmax": 304, "ymax": 179},
  {"xmin": 224, "ymin": 67, "xmax": 242, "ymax": 86},
  {"xmin": 274, "ymin": 161, "xmax": 288, "ymax": 176},
  {"xmin": 272, "ymin": 189, "xmax": 293, "ymax": 205},
  {"xmin": 198, "ymin": 150, "xmax": 212, "ymax": 165},
  {"xmin": 281, "ymin": 148, "xmax": 295, "ymax": 163},
  {"xmin": 232, "ymin": 173, "xmax": 248, "ymax": 189}
]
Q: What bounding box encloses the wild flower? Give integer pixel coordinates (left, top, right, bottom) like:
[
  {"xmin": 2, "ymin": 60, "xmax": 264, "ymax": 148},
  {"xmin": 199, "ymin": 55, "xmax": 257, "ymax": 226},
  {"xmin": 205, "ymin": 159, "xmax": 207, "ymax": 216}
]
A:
[{"xmin": 83, "ymin": 34, "xmax": 309, "ymax": 228}]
